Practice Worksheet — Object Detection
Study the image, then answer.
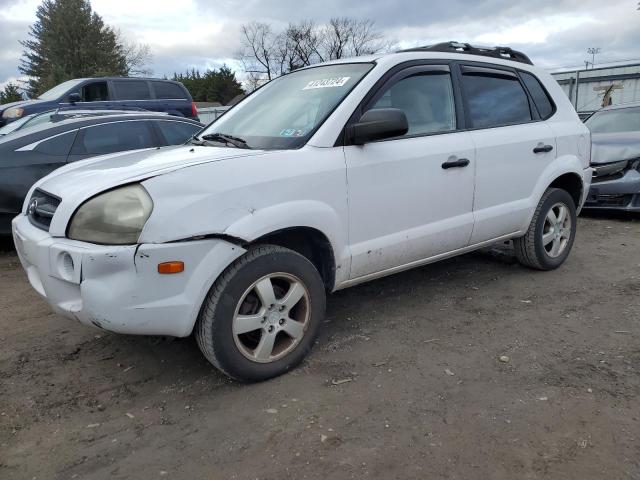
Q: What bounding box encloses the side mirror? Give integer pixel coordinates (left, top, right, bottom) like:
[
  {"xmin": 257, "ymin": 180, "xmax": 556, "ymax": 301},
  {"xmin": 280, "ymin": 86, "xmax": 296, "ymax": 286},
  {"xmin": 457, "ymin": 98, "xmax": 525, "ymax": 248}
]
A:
[
  {"xmin": 67, "ymin": 93, "xmax": 81, "ymax": 104},
  {"xmin": 349, "ymin": 108, "xmax": 408, "ymax": 145}
]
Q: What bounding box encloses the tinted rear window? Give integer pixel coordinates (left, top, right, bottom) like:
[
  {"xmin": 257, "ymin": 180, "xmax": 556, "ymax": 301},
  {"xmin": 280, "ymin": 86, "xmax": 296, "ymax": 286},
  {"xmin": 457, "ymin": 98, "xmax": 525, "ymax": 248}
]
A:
[
  {"xmin": 520, "ymin": 71, "xmax": 554, "ymax": 119},
  {"xmin": 462, "ymin": 71, "xmax": 532, "ymax": 128},
  {"xmin": 156, "ymin": 120, "xmax": 200, "ymax": 145},
  {"xmin": 113, "ymin": 80, "xmax": 151, "ymax": 100},
  {"xmin": 152, "ymin": 81, "xmax": 186, "ymax": 99}
]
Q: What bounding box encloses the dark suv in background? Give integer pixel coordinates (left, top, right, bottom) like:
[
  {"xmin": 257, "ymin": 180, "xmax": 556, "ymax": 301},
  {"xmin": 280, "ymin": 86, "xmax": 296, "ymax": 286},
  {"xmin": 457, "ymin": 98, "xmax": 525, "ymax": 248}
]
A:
[{"xmin": 0, "ymin": 77, "xmax": 199, "ymax": 126}]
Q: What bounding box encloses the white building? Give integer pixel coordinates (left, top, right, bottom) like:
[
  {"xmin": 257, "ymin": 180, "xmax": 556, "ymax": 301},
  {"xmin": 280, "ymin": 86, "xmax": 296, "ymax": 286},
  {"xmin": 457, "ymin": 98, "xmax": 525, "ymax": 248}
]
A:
[{"xmin": 551, "ymin": 63, "xmax": 640, "ymax": 118}]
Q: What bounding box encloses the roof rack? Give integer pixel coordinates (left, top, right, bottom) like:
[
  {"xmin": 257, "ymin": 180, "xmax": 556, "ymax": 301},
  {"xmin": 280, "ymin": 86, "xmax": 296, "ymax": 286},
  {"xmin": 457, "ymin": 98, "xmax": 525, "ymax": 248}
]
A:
[{"xmin": 398, "ymin": 41, "xmax": 533, "ymax": 65}]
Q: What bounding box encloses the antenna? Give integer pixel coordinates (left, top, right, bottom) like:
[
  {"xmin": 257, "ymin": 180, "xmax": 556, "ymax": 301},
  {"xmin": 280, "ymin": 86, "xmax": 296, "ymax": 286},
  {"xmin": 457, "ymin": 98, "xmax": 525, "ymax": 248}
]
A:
[{"xmin": 587, "ymin": 47, "xmax": 601, "ymax": 68}]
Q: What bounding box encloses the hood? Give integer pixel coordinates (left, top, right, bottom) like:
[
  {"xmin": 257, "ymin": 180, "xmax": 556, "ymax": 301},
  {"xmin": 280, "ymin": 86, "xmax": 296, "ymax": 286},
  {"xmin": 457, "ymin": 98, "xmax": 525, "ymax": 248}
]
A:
[
  {"xmin": 29, "ymin": 145, "xmax": 268, "ymax": 214},
  {"xmin": 591, "ymin": 131, "xmax": 640, "ymax": 165},
  {"xmin": 0, "ymin": 99, "xmax": 39, "ymax": 112}
]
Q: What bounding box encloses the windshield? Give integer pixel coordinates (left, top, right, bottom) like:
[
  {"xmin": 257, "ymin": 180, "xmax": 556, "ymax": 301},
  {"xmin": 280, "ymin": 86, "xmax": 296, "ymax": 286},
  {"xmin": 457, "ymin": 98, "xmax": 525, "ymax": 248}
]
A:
[
  {"xmin": 199, "ymin": 63, "xmax": 373, "ymax": 150},
  {"xmin": 585, "ymin": 106, "xmax": 640, "ymax": 134},
  {"xmin": 38, "ymin": 79, "xmax": 84, "ymax": 101}
]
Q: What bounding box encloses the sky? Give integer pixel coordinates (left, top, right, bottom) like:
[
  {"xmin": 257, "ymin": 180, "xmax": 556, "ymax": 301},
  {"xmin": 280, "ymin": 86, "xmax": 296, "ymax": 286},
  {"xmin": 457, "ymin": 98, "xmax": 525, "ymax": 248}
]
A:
[{"xmin": 0, "ymin": 0, "xmax": 639, "ymax": 91}]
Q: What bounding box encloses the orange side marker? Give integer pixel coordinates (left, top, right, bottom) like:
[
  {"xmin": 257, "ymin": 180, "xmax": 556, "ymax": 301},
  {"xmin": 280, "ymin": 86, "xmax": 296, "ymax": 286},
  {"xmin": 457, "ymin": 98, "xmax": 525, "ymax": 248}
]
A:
[{"xmin": 158, "ymin": 261, "xmax": 184, "ymax": 274}]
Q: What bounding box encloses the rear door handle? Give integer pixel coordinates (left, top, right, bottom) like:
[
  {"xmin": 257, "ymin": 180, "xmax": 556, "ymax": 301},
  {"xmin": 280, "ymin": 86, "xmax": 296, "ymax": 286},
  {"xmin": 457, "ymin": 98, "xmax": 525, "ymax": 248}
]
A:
[
  {"xmin": 533, "ymin": 144, "xmax": 553, "ymax": 154},
  {"xmin": 441, "ymin": 158, "xmax": 470, "ymax": 169}
]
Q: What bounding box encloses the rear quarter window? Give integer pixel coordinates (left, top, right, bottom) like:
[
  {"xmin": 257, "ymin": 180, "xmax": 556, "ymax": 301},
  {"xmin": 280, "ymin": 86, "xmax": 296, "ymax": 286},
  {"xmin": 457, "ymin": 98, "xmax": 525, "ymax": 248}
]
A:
[
  {"xmin": 519, "ymin": 71, "xmax": 555, "ymax": 119},
  {"xmin": 152, "ymin": 81, "xmax": 187, "ymax": 99},
  {"xmin": 113, "ymin": 80, "xmax": 151, "ymax": 100}
]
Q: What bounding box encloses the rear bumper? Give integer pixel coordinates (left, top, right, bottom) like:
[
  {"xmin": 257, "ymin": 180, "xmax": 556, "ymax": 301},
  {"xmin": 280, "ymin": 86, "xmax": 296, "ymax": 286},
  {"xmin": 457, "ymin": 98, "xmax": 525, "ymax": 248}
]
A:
[
  {"xmin": 12, "ymin": 214, "xmax": 245, "ymax": 337},
  {"xmin": 584, "ymin": 168, "xmax": 640, "ymax": 211}
]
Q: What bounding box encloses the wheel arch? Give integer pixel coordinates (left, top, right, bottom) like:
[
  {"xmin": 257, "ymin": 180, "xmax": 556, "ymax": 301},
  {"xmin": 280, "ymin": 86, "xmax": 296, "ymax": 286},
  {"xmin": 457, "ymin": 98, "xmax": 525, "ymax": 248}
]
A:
[
  {"xmin": 547, "ymin": 172, "xmax": 583, "ymax": 208},
  {"xmin": 520, "ymin": 155, "xmax": 588, "ymax": 235},
  {"xmin": 222, "ymin": 200, "xmax": 348, "ymax": 290},
  {"xmin": 250, "ymin": 227, "xmax": 337, "ymax": 291}
]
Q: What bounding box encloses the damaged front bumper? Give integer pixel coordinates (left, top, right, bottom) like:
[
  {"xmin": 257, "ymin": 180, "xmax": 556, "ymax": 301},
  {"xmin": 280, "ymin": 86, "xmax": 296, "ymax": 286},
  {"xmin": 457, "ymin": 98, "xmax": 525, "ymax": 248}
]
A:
[
  {"xmin": 12, "ymin": 215, "xmax": 245, "ymax": 337},
  {"xmin": 584, "ymin": 163, "xmax": 640, "ymax": 211}
]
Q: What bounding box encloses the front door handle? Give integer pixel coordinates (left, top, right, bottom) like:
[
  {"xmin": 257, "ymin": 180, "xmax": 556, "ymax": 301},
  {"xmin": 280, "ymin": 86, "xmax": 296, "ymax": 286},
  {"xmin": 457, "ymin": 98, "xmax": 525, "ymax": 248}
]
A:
[
  {"xmin": 441, "ymin": 158, "xmax": 470, "ymax": 169},
  {"xmin": 533, "ymin": 144, "xmax": 554, "ymax": 154}
]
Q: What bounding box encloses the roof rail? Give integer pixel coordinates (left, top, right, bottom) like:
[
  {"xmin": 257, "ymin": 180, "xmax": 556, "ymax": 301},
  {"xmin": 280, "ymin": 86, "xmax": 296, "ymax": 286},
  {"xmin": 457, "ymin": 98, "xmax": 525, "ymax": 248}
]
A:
[{"xmin": 398, "ymin": 41, "xmax": 533, "ymax": 65}]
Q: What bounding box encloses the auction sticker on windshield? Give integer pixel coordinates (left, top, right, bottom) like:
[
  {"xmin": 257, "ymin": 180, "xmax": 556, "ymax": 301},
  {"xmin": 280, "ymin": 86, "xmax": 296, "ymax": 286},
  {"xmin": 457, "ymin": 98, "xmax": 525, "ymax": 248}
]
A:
[{"xmin": 303, "ymin": 77, "xmax": 351, "ymax": 90}]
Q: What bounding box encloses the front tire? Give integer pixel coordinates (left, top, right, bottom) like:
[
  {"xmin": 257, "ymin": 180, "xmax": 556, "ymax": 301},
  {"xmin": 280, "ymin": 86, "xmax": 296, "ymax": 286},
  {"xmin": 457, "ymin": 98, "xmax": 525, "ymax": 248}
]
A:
[
  {"xmin": 195, "ymin": 245, "xmax": 326, "ymax": 382},
  {"xmin": 514, "ymin": 188, "xmax": 577, "ymax": 270}
]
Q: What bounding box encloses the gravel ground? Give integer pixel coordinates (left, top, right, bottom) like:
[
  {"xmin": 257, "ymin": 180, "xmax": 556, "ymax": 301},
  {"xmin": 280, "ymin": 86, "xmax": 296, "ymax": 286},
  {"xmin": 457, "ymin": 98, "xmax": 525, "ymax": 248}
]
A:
[{"xmin": 1, "ymin": 214, "xmax": 639, "ymax": 480}]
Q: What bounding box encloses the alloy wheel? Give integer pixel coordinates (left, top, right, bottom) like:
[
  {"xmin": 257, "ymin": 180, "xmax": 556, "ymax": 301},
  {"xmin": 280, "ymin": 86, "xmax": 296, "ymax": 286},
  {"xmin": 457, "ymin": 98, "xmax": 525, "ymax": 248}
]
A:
[
  {"xmin": 542, "ymin": 202, "xmax": 572, "ymax": 258},
  {"xmin": 232, "ymin": 273, "xmax": 311, "ymax": 363}
]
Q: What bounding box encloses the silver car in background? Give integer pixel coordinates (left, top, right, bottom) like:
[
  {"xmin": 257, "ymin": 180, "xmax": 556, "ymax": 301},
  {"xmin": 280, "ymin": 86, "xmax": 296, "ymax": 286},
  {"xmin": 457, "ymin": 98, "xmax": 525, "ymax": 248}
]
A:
[{"xmin": 584, "ymin": 101, "xmax": 640, "ymax": 211}]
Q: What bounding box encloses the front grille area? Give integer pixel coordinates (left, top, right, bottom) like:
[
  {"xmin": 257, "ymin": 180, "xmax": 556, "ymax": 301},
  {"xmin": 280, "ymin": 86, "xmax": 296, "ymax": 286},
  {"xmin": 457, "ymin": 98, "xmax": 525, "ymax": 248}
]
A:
[
  {"xmin": 584, "ymin": 194, "xmax": 633, "ymax": 208},
  {"xmin": 27, "ymin": 189, "xmax": 61, "ymax": 231}
]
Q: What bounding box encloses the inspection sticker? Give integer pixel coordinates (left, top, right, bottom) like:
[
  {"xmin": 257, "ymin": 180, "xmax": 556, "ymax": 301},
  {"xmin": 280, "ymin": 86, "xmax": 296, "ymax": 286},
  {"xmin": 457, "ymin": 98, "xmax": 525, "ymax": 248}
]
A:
[{"xmin": 303, "ymin": 77, "xmax": 351, "ymax": 90}]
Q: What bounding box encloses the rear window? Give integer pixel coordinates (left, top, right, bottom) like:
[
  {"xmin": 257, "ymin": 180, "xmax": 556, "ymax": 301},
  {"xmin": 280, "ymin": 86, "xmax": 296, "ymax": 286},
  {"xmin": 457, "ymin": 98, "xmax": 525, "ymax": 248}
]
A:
[
  {"xmin": 113, "ymin": 80, "xmax": 151, "ymax": 100},
  {"xmin": 462, "ymin": 69, "xmax": 532, "ymax": 128},
  {"xmin": 152, "ymin": 81, "xmax": 186, "ymax": 99},
  {"xmin": 520, "ymin": 71, "xmax": 555, "ymax": 119},
  {"xmin": 156, "ymin": 120, "xmax": 200, "ymax": 145}
]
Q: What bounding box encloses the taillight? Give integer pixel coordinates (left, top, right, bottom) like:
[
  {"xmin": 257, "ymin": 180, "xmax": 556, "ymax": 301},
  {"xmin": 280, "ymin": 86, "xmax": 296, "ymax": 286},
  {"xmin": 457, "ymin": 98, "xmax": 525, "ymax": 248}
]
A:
[{"xmin": 191, "ymin": 102, "xmax": 198, "ymax": 118}]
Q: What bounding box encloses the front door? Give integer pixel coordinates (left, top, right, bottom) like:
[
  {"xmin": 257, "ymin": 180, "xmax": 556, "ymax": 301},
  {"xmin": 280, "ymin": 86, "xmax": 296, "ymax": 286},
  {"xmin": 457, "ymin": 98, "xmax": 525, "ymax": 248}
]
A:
[{"xmin": 344, "ymin": 65, "xmax": 476, "ymax": 279}]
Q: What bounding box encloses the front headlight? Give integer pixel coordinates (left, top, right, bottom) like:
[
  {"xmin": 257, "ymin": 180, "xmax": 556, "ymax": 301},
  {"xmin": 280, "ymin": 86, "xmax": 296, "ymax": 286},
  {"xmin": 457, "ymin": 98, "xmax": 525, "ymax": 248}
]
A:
[
  {"xmin": 2, "ymin": 107, "xmax": 25, "ymax": 119},
  {"xmin": 68, "ymin": 184, "xmax": 153, "ymax": 245}
]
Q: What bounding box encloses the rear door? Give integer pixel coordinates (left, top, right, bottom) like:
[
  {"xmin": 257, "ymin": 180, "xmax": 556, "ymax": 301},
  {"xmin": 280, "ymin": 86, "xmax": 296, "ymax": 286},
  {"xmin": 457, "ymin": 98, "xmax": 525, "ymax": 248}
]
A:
[
  {"xmin": 150, "ymin": 81, "xmax": 192, "ymax": 118},
  {"xmin": 457, "ymin": 64, "xmax": 557, "ymax": 244},
  {"xmin": 344, "ymin": 64, "xmax": 476, "ymax": 279},
  {"xmin": 67, "ymin": 120, "xmax": 159, "ymax": 162},
  {"xmin": 111, "ymin": 79, "xmax": 153, "ymax": 112}
]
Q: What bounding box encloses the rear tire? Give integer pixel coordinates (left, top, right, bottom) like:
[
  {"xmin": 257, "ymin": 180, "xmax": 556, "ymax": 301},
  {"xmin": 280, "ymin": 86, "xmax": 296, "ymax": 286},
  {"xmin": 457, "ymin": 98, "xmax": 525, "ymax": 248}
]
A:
[
  {"xmin": 514, "ymin": 188, "xmax": 577, "ymax": 270},
  {"xmin": 195, "ymin": 245, "xmax": 326, "ymax": 382}
]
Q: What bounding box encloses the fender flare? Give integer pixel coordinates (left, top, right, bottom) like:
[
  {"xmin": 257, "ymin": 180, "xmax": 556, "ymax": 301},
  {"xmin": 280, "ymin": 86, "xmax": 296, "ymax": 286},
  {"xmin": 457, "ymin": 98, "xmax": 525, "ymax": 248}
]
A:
[
  {"xmin": 522, "ymin": 153, "xmax": 588, "ymax": 230},
  {"xmin": 223, "ymin": 200, "xmax": 347, "ymax": 259}
]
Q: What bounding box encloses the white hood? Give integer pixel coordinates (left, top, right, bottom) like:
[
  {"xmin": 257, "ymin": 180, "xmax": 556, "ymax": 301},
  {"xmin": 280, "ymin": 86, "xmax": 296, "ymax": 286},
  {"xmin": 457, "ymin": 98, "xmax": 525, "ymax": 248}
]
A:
[{"xmin": 26, "ymin": 145, "xmax": 268, "ymax": 235}]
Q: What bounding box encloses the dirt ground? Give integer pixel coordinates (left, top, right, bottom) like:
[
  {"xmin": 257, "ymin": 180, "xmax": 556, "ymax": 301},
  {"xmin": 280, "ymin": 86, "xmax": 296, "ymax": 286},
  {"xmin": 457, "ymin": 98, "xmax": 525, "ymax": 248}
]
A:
[{"xmin": 1, "ymin": 213, "xmax": 639, "ymax": 480}]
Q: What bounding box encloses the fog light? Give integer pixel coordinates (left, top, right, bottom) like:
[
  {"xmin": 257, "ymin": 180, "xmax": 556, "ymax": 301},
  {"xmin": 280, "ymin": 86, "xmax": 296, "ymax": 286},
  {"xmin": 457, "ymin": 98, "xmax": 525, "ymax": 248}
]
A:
[
  {"xmin": 58, "ymin": 252, "xmax": 75, "ymax": 281},
  {"xmin": 158, "ymin": 261, "xmax": 184, "ymax": 274}
]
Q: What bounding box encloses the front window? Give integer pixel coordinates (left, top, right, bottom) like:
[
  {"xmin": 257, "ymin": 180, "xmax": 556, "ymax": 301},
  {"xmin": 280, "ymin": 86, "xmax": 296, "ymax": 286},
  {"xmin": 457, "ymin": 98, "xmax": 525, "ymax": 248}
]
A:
[
  {"xmin": 585, "ymin": 106, "xmax": 640, "ymax": 134},
  {"xmin": 38, "ymin": 79, "xmax": 85, "ymax": 101},
  {"xmin": 198, "ymin": 63, "xmax": 373, "ymax": 150}
]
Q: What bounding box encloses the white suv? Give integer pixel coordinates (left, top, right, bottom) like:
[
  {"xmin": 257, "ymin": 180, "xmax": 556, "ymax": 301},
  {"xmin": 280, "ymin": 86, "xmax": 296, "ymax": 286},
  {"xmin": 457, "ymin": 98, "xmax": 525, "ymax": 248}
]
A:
[{"xmin": 12, "ymin": 43, "xmax": 592, "ymax": 381}]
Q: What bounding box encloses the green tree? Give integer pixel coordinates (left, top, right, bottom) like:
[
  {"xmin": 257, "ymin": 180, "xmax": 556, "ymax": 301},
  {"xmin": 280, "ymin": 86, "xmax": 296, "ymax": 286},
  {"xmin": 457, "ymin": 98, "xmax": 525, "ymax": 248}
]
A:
[
  {"xmin": 19, "ymin": 0, "xmax": 149, "ymax": 97},
  {"xmin": 173, "ymin": 66, "xmax": 244, "ymax": 105},
  {"xmin": 0, "ymin": 83, "xmax": 23, "ymax": 104}
]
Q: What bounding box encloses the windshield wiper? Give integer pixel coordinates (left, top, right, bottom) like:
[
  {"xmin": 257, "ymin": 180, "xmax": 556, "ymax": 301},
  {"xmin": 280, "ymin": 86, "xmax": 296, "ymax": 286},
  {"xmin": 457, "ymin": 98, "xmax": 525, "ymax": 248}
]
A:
[{"xmin": 201, "ymin": 133, "xmax": 250, "ymax": 149}]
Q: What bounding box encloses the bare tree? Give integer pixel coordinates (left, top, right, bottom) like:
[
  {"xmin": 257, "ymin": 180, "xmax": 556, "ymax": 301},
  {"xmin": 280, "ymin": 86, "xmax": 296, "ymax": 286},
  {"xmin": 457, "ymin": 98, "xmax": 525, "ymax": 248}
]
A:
[
  {"xmin": 116, "ymin": 31, "xmax": 153, "ymax": 77},
  {"xmin": 238, "ymin": 22, "xmax": 282, "ymax": 86},
  {"xmin": 238, "ymin": 18, "xmax": 393, "ymax": 90},
  {"xmin": 286, "ymin": 20, "xmax": 323, "ymax": 67}
]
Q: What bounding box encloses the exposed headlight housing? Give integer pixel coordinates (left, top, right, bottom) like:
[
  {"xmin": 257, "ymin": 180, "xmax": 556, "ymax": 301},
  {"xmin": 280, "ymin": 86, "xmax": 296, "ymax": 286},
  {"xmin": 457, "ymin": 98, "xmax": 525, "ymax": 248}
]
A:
[
  {"xmin": 2, "ymin": 107, "xmax": 25, "ymax": 119},
  {"xmin": 68, "ymin": 184, "xmax": 153, "ymax": 245},
  {"xmin": 592, "ymin": 160, "xmax": 629, "ymax": 178}
]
